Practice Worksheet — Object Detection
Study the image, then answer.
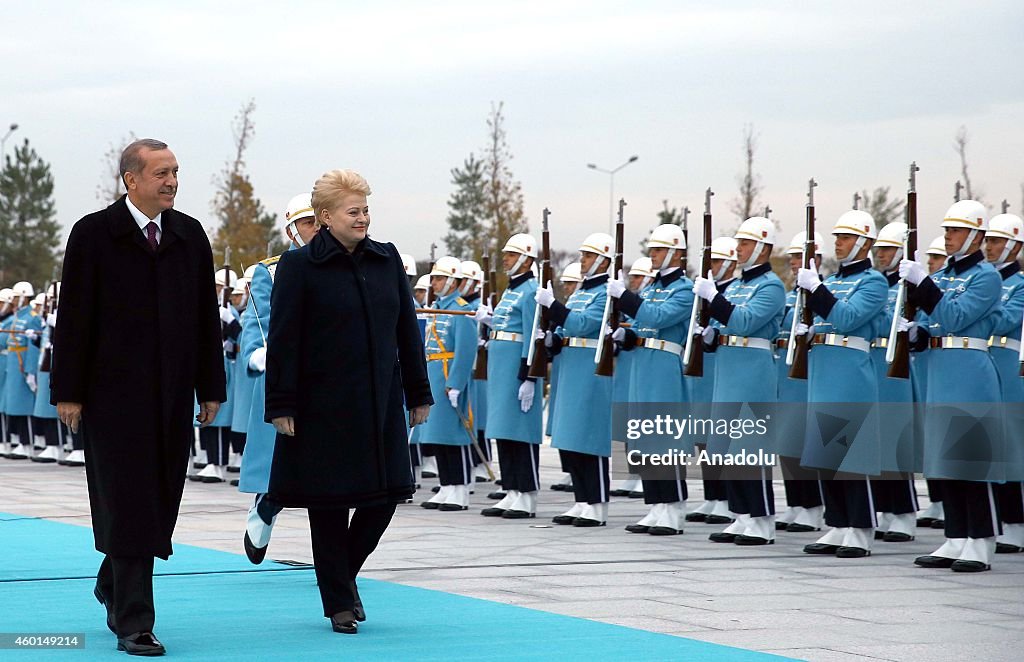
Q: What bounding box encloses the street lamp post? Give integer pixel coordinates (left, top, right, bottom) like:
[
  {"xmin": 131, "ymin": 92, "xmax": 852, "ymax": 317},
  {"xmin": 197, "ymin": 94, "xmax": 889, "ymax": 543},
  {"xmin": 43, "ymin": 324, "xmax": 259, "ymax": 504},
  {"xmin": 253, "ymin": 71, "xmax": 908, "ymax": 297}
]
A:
[
  {"xmin": 587, "ymin": 155, "xmax": 638, "ymax": 234},
  {"xmin": 1, "ymin": 123, "xmax": 19, "ymax": 162}
]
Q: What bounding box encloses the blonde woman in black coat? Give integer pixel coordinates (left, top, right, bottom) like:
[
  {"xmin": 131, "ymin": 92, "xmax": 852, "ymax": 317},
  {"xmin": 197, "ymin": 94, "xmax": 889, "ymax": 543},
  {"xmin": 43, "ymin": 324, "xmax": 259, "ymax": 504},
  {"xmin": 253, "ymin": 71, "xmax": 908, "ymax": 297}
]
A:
[{"xmin": 265, "ymin": 169, "xmax": 432, "ymax": 634}]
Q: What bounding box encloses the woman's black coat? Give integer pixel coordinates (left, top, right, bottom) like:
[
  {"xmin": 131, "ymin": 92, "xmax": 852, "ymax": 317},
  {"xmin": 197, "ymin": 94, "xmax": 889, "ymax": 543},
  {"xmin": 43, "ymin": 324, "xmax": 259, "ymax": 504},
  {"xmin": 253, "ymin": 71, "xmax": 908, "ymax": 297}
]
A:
[
  {"xmin": 50, "ymin": 197, "xmax": 226, "ymax": 559},
  {"xmin": 264, "ymin": 229, "xmax": 432, "ymax": 508}
]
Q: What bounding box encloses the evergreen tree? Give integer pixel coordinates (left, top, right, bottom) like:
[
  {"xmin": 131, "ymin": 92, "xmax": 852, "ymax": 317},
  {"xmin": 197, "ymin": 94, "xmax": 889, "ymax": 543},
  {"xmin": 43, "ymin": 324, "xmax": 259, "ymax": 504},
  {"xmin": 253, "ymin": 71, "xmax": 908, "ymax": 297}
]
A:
[
  {"xmin": 0, "ymin": 138, "xmax": 61, "ymax": 286},
  {"xmin": 481, "ymin": 102, "xmax": 527, "ymax": 259},
  {"xmin": 443, "ymin": 154, "xmax": 488, "ymax": 258}
]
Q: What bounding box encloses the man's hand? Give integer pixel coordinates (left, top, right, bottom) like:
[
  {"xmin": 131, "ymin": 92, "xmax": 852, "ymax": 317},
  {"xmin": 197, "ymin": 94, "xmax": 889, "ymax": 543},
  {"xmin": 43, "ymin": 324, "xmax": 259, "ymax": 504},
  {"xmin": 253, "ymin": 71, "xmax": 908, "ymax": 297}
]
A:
[
  {"xmin": 271, "ymin": 416, "xmax": 295, "ymax": 436},
  {"xmin": 249, "ymin": 346, "xmax": 267, "ymax": 372},
  {"xmin": 57, "ymin": 402, "xmax": 83, "ymax": 433},
  {"xmin": 473, "ymin": 303, "xmax": 493, "ymax": 326},
  {"xmin": 899, "ymin": 252, "xmax": 927, "ymax": 286},
  {"xmin": 518, "ymin": 380, "xmax": 535, "ymax": 413},
  {"xmin": 408, "ymin": 405, "xmax": 430, "ymax": 428},
  {"xmin": 796, "ymin": 259, "xmax": 822, "ymax": 292},
  {"xmin": 219, "ymin": 306, "xmax": 235, "ymax": 324},
  {"xmin": 693, "ymin": 271, "xmax": 718, "ymax": 302},
  {"xmin": 897, "ymin": 318, "xmax": 919, "ymax": 342},
  {"xmin": 196, "ymin": 401, "xmax": 221, "ymax": 427},
  {"xmin": 607, "ymin": 271, "xmax": 626, "ymax": 299},
  {"xmin": 447, "ymin": 388, "xmax": 460, "ymax": 408},
  {"xmin": 26, "ymin": 373, "xmax": 37, "ymax": 393},
  {"xmin": 535, "ymin": 282, "xmax": 555, "ymax": 308}
]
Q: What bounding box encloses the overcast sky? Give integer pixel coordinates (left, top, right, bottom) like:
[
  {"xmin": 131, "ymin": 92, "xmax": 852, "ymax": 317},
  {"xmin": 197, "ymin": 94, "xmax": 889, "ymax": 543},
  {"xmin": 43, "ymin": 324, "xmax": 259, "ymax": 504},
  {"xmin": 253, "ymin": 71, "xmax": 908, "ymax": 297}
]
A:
[{"xmin": 3, "ymin": 1, "xmax": 1022, "ymax": 267}]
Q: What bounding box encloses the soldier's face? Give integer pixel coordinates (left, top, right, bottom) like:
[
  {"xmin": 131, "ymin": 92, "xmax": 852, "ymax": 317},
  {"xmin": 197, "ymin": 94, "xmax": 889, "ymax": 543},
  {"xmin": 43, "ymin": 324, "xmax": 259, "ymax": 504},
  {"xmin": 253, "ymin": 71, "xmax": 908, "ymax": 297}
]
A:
[
  {"xmin": 833, "ymin": 234, "xmax": 860, "ymax": 260},
  {"xmin": 874, "ymin": 246, "xmax": 898, "ymax": 271},
  {"xmin": 231, "ymin": 292, "xmax": 245, "ymax": 310},
  {"xmin": 927, "ymin": 254, "xmax": 946, "ymax": 273},
  {"xmin": 944, "ymin": 227, "xmax": 981, "ymax": 255},
  {"xmin": 648, "ymin": 247, "xmax": 668, "ymax": 269},
  {"xmin": 735, "ymin": 239, "xmax": 757, "ymax": 264},
  {"xmin": 125, "ymin": 148, "xmax": 178, "ymax": 214},
  {"xmin": 628, "ymin": 274, "xmax": 645, "ymax": 291},
  {"xmin": 563, "ymin": 281, "xmax": 579, "ymax": 296},
  {"xmin": 788, "ymin": 255, "xmax": 802, "ymax": 274},
  {"xmin": 414, "ymin": 289, "xmax": 427, "ymax": 304},
  {"xmin": 294, "ymin": 217, "xmax": 318, "ymax": 245},
  {"xmin": 983, "ymin": 236, "xmax": 1008, "ymax": 263},
  {"xmin": 579, "ymin": 250, "xmax": 604, "ymax": 274}
]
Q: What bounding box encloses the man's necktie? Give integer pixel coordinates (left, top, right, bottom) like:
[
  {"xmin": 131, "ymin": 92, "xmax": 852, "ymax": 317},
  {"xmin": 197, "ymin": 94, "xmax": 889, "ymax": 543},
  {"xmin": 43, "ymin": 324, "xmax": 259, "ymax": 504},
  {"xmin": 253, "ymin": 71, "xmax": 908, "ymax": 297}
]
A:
[{"xmin": 146, "ymin": 222, "xmax": 159, "ymax": 252}]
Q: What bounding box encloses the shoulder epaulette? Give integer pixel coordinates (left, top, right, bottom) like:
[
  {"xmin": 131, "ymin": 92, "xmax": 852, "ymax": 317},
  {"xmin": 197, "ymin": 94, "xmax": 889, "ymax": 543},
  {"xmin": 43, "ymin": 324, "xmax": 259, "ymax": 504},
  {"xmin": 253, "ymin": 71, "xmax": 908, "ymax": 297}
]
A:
[
  {"xmin": 260, "ymin": 254, "xmax": 282, "ymax": 266},
  {"xmin": 456, "ymin": 297, "xmax": 468, "ymax": 306}
]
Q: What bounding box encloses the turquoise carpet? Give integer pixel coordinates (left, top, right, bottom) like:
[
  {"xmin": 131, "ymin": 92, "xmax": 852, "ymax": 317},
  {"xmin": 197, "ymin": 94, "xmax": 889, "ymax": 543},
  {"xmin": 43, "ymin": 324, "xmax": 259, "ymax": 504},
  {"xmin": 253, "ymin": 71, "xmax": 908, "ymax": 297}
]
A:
[{"xmin": 0, "ymin": 513, "xmax": 788, "ymax": 660}]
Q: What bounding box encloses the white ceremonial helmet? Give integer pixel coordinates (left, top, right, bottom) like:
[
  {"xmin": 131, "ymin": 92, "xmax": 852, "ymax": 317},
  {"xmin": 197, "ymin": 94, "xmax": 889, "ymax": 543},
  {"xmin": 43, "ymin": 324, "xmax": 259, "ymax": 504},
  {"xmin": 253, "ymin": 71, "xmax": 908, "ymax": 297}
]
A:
[
  {"xmin": 784, "ymin": 231, "xmax": 825, "ymax": 256},
  {"xmin": 501, "ymin": 233, "xmax": 537, "ymax": 275},
  {"xmin": 560, "ymin": 262, "xmax": 583, "ymax": 283},
  {"xmin": 400, "ymin": 253, "xmax": 417, "ymax": 278},
  {"xmin": 32, "ymin": 293, "xmax": 45, "ymax": 306},
  {"xmin": 243, "ymin": 264, "xmax": 259, "ymax": 280},
  {"xmin": 874, "ymin": 221, "xmax": 909, "ymax": 269},
  {"xmin": 628, "ymin": 256, "xmax": 655, "ymax": 278},
  {"xmin": 232, "ymin": 277, "xmax": 248, "ymax": 296},
  {"xmin": 214, "ymin": 269, "xmax": 238, "ymax": 289},
  {"xmin": 941, "ymin": 200, "xmax": 987, "ymax": 258},
  {"xmin": 832, "ymin": 210, "xmax": 877, "ymax": 265},
  {"xmin": 459, "ymin": 260, "xmax": 483, "ymax": 296},
  {"xmin": 710, "ymin": 236, "xmax": 738, "ymax": 281},
  {"xmin": 429, "ymin": 256, "xmax": 463, "ymax": 296},
  {"xmin": 0, "ymin": 288, "xmax": 13, "ymax": 304},
  {"xmin": 647, "ymin": 224, "xmax": 686, "ymax": 267},
  {"xmin": 986, "ymin": 213, "xmax": 1024, "ymax": 264},
  {"xmin": 734, "ymin": 217, "xmax": 775, "ymax": 269},
  {"xmin": 414, "ymin": 275, "xmax": 430, "ymax": 291},
  {"xmin": 578, "ymin": 232, "xmax": 614, "ymax": 277},
  {"xmin": 12, "ymin": 281, "xmax": 34, "ymax": 298},
  {"xmin": 284, "ymin": 193, "xmax": 316, "ymax": 247},
  {"xmin": 925, "ymin": 236, "xmax": 948, "ymax": 257}
]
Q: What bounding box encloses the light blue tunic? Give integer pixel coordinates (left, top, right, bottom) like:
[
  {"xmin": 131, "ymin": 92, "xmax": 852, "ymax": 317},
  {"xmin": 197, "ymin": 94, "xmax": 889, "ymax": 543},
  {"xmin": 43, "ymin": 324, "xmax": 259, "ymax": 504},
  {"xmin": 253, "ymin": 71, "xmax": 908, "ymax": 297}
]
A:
[
  {"xmin": 230, "ymin": 306, "xmax": 257, "ymax": 434},
  {"xmin": 869, "ymin": 272, "xmax": 916, "ymax": 472},
  {"xmin": 2, "ymin": 307, "xmax": 43, "ymax": 416},
  {"xmin": 800, "ymin": 260, "xmax": 887, "ymax": 474},
  {"xmin": 484, "ymin": 273, "xmax": 544, "ymax": 444},
  {"xmin": 989, "ymin": 266, "xmax": 1024, "ymax": 480},
  {"xmin": 550, "ymin": 276, "xmax": 612, "ymax": 457},
  {"xmin": 0, "ymin": 313, "xmax": 10, "ymax": 412},
  {"xmin": 207, "ymin": 304, "xmax": 237, "ymax": 428},
  {"xmin": 775, "ymin": 288, "xmax": 808, "ymax": 458},
  {"xmin": 32, "ymin": 321, "xmax": 58, "ymax": 419},
  {"xmin": 463, "ymin": 294, "xmax": 488, "ymax": 434},
  {"xmin": 417, "ymin": 292, "xmax": 476, "ymax": 446},
  {"xmin": 622, "ymin": 269, "xmax": 692, "ymax": 405}
]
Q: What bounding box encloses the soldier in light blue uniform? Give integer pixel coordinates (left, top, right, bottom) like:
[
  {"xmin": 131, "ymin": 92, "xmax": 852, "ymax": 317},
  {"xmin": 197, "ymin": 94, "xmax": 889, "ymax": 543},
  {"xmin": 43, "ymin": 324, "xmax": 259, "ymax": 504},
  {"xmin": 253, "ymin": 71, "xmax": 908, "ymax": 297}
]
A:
[
  {"xmin": 982, "ymin": 212, "xmax": 1024, "ymax": 554},
  {"xmin": 696, "ymin": 218, "xmax": 785, "ymax": 545},
  {"xmin": 774, "ymin": 232, "xmax": 826, "ymax": 533},
  {"xmin": 796, "ymin": 210, "xmax": 888, "ymax": 559},
  {"xmin": 227, "ymin": 271, "xmax": 257, "ymax": 482},
  {"xmin": 537, "ymin": 233, "xmax": 614, "ymax": 527},
  {"xmin": 408, "ymin": 274, "xmax": 431, "ymax": 477},
  {"xmin": 29, "ymin": 288, "xmax": 64, "ymax": 464},
  {"xmin": 479, "ymin": 233, "xmax": 544, "ymax": 519},
  {"xmin": 0, "ymin": 288, "xmax": 13, "ymax": 457},
  {"xmin": 609, "ymin": 258, "xmax": 654, "ymax": 499},
  {"xmin": 869, "ymin": 221, "xmax": 920, "ymax": 543},
  {"xmin": 610, "ymin": 223, "xmax": 693, "ymax": 535},
  {"xmin": 3, "ymin": 282, "xmax": 43, "ymax": 459},
  {"xmin": 239, "ymin": 193, "xmax": 319, "ymax": 564},
  {"xmin": 418, "ymin": 257, "xmax": 477, "ymax": 512},
  {"xmin": 458, "ymin": 260, "xmax": 492, "ymax": 483},
  {"xmin": 547, "ymin": 262, "xmax": 582, "ymax": 493},
  {"xmin": 901, "ymin": 200, "xmax": 1004, "ymax": 572},
  {"xmin": 685, "ymin": 237, "xmax": 738, "ymax": 524},
  {"xmin": 913, "ymin": 236, "xmax": 948, "ymax": 528}
]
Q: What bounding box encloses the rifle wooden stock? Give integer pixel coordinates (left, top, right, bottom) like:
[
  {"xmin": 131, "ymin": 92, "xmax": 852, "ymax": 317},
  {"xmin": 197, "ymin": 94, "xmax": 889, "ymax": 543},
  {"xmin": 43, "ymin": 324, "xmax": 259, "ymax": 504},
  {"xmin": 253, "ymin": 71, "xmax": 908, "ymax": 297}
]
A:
[
  {"xmin": 683, "ymin": 197, "xmax": 713, "ymax": 377},
  {"xmin": 887, "ymin": 163, "xmax": 919, "ymax": 379},
  {"xmin": 595, "ymin": 201, "xmax": 626, "ymax": 377},
  {"xmin": 788, "ymin": 180, "xmax": 816, "ymax": 380},
  {"xmin": 473, "ymin": 254, "xmax": 490, "ymax": 380},
  {"xmin": 528, "ymin": 211, "xmax": 553, "ymax": 379}
]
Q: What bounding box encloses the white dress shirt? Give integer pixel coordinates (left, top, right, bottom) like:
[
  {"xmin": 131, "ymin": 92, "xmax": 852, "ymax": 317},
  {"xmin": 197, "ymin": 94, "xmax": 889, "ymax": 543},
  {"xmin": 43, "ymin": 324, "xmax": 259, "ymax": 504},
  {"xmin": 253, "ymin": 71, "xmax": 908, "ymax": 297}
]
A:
[{"xmin": 125, "ymin": 195, "xmax": 163, "ymax": 244}]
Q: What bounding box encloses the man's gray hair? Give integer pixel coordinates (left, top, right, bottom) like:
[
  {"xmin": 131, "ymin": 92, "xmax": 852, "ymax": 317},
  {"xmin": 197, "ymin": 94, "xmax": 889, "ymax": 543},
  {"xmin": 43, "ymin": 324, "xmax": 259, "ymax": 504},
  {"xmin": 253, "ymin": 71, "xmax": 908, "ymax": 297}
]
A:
[{"xmin": 119, "ymin": 138, "xmax": 168, "ymax": 184}]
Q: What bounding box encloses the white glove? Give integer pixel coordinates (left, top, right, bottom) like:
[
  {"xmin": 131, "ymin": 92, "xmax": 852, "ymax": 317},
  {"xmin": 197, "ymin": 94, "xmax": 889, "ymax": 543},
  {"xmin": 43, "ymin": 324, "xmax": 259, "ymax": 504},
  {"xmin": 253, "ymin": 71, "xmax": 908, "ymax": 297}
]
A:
[
  {"xmin": 46, "ymin": 313, "xmax": 56, "ymax": 327},
  {"xmin": 898, "ymin": 253, "xmax": 927, "ymax": 286},
  {"xmin": 477, "ymin": 337, "xmax": 488, "ymax": 348},
  {"xmin": 518, "ymin": 380, "xmax": 535, "ymax": 413},
  {"xmin": 535, "ymin": 282, "xmax": 555, "ymax": 308},
  {"xmin": 473, "ymin": 303, "xmax": 493, "ymax": 326},
  {"xmin": 796, "ymin": 259, "xmax": 821, "ymax": 292},
  {"xmin": 24, "ymin": 328, "xmax": 39, "ymax": 341},
  {"xmin": 248, "ymin": 346, "xmax": 267, "ymax": 373},
  {"xmin": 26, "ymin": 373, "xmax": 37, "ymax": 393},
  {"xmin": 695, "ymin": 325, "xmax": 716, "ymax": 344},
  {"xmin": 611, "ymin": 326, "xmax": 626, "ymax": 342},
  {"xmin": 222, "ymin": 340, "xmax": 234, "ymax": 353},
  {"xmin": 534, "ymin": 326, "xmax": 546, "ymax": 341},
  {"xmin": 795, "ymin": 322, "xmax": 813, "ymax": 337},
  {"xmin": 544, "ymin": 330, "xmax": 555, "ymax": 348},
  {"xmin": 447, "ymin": 389, "xmax": 460, "ymax": 408},
  {"xmin": 897, "ymin": 318, "xmax": 919, "ymax": 342},
  {"xmin": 693, "ymin": 271, "xmax": 718, "ymax": 302},
  {"xmin": 607, "ymin": 270, "xmax": 626, "ymax": 299},
  {"xmin": 219, "ymin": 306, "xmax": 235, "ymax": 324}
]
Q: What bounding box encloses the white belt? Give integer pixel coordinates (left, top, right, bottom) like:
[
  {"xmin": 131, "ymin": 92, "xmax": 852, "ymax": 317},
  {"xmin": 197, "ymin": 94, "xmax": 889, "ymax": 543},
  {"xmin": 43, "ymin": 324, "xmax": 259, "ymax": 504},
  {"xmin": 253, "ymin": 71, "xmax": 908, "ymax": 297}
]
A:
[
  {"xmin": 872, "ymin": 337, "xmax": 889, "ymax": 349},
  {"xmin": 718, "ymin": 335, "xmax": 772, "ymax": 351},
  {"xmin": 988, "ymin": 336, "xmax": 1021, "ymax": 353},
  {"xmin": 566, "ymin": 337, "xmax": 598, "ymax": 349},
  {"xmin": 813, "ymin": 333, "xmax": 871, "ymax": 353},
  {"xmin": 929, "ymin": 336, "xmax": 989, "ymax": 352},
  {"xmin": 637, "ymin": 337, "xmax": 683, "ymax": 355},
  {"xmin": 490, "ymin": 330, "xmax": 523, "ymax": 343}
]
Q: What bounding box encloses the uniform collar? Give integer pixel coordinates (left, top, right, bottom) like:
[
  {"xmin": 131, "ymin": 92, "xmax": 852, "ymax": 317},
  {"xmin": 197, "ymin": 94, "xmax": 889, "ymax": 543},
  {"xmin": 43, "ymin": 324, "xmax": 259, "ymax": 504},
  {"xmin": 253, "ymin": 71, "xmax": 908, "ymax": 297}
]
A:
[
  {"xmin": 716, "ymin": 277, "xmax": 735, "ymax": 292},
  {"xmin": 741, "ymin": 262, "xmax": 772, "ymax": 282},
  {"xmin": 946, "ymin": 250, "xmax": 983, "ymax": 275},
  {"xmin": 509, "ymin": 271, "xmax": 535, "ymax": 288},
  {"xmin": 885, "ymin": 270, "xmax": 900, "ymax": 287},
  {"xmin": 837, "ymin": 258, "xmax": 871, "ymax": 277},
  {"xmin": 656, "ymin": 269, "xmax": 683, "ymax": 286},
  {"xmin": 582, "ymin": 274, "xmax": 609, "ymax": 290},
  {"xmin": 462, "ymin": 291, "xmax": 480, "ymax": 303},
  {"xmin": 998, "ymin": 262, "xmax": 1021, "ymax": 280}
]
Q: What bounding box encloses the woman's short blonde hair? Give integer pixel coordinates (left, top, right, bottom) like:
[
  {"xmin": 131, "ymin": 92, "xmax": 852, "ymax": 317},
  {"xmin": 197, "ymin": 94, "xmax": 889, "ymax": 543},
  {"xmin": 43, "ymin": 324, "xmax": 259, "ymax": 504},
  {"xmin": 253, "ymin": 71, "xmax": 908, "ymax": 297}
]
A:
[{"xmin": 312, "ymin": 169, "xmax": 372, "ymax": 220}]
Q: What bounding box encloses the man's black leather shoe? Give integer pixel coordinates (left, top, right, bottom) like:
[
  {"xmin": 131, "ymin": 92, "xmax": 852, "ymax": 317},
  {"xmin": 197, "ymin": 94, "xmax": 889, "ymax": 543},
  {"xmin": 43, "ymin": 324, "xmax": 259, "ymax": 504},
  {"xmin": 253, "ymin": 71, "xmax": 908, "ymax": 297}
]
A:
[
  {"xmin": 116, "ymin": 632, "xmax": 165, "ymax": 656},
  {"xmin": 93, "ymin": 585, "xmax": 116, "ymax": 634}
]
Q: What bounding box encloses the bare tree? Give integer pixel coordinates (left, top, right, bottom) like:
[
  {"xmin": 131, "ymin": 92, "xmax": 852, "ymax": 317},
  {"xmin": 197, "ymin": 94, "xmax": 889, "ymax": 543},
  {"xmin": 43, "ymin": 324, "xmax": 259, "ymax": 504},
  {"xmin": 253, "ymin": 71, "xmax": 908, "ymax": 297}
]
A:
[
  {"xmin": 729, "ymin": 124, "xmax": 765, "ymax": 227},
  {"xmin": 482, "ymin": 101, "xmax": 528, "ymax": 261},
  {"xmin": 95, "ymin": 132, "xmax": 137, "ymax": 203},
  {"xmin": 953, "ymin": 126, "xmax": 985, "ymax": 204}
]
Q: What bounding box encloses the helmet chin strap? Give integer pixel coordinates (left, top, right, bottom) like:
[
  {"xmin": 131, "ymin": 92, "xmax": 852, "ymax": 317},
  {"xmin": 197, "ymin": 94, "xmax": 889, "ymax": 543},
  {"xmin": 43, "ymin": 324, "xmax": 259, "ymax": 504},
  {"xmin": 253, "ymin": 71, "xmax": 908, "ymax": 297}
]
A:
[
  {"xmin": 585, "ymin": 256, "xmax": 609, "ymax": 278},
  {"xmin": 439, "ymin": 277, "xmax": 456, "ymax": 297},
  {"xmin": 882, "ymin": 247, "xmax": 904, "ymax": 273},
  {"xmin": 950, "ymin": 229, "xmax": 977, "ymax": 258},
  {"xmin": 839, "ymin": 237, "xmax": 867, "ymax": 266},
  {"xmin": 505, "ymin": 253, "xmax": 528, "ymax": 276},
  {"xmin": 738, "ymin": 243, "xmax": 764, "ymax": 270},
  {"xmin": 713, "ymin": 260, "xmax": 734, "ymax": 282},
  {"xmin": 287, "ymin": 222, "xmax": 305, "ymax": 248},
  {"xmin": 996, "ymin": 240, "xmax": 1018, "ymax": 266}
]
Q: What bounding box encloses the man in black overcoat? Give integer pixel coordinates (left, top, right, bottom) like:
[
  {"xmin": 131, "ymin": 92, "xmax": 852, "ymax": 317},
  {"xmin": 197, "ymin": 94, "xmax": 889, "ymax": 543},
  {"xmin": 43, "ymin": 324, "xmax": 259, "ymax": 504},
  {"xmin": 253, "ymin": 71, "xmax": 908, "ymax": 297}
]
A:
[{"xmin": 51, "ymin": 138, "xmax": 226, "ymax": 656}]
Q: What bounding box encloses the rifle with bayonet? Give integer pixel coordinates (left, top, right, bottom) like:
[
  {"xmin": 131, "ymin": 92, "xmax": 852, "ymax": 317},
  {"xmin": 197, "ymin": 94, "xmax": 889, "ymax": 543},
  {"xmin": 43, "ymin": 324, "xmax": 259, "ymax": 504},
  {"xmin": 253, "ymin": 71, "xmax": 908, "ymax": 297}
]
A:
[
  {"xmin": 886, "ymin": 162, "xmax": 919, "ymax": 378},
  {"xmin": 595, "ymin": 200, "xmax": 625, "ymax": 376},
  {"xmin": 427, "ymin": 243, "xmax": 437, "ymax": 307},
  {"xmin": 473, "ymin": 253, "xmax": 491, "ymax": 380},
  {"xmin": 787, "ymin": 179, "xmax": 817, "ymax": 379},
  {"xmin": 682, "ymin": 188, "xmax": 714, "ymax": 377},
  {"xmin": 527, "ymin": 209, "xmax": 552, "ymax": 378}
]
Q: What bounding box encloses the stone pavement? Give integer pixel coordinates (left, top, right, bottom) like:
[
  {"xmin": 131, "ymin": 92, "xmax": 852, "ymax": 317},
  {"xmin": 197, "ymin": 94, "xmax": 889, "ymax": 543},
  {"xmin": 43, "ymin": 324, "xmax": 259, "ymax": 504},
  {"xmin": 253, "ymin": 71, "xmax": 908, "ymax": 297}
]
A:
[{"xmin": 1, "ymin": 448, "xmax": 1022, "ymax": 662}]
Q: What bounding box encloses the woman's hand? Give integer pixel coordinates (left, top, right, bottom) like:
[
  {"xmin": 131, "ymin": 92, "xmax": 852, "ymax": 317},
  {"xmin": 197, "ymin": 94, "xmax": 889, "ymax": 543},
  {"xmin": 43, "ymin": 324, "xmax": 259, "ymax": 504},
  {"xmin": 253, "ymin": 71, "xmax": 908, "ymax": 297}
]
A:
[
  {"xmin": 408, "ymin": 405, "xmax": 430, "ymax": 428},
  {"xmin": 272, "ymin": 416, "xmax": 295, "ymax": 436}
]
